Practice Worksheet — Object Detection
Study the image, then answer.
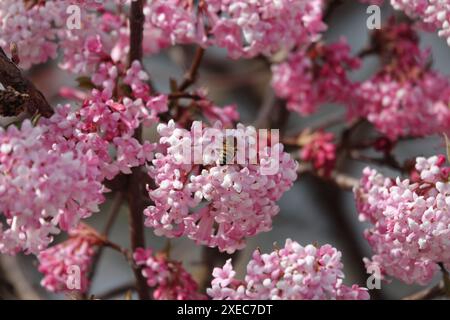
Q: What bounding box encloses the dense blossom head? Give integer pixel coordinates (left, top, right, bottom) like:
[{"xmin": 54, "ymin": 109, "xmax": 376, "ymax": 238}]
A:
[
  {"xmin": 40, "ymin": 62, "xmax": 163, "ymax": 181},
  {"xmin": 0, "ymin": 0, "xmax": 111, "ymax": 70},
  {"xmin": 0, "ymin": 121, "xmax": 105, "ymax": 254},
  {"xmin": 352, "ymin": 21, "xmax": 450, "ymax": 140},
  {"xmin": 0, "ymin": 60, "xmax": 163, "ymax": 255},
  {"xmin": 146, "ymin": 0, "xmax": 326, "ymax": 59},
  {"xmin": 272, "ymin": 39, "xmax": 361, "ymax": 115},
  {"xmin": 0, "ymin": 1, "xmax": 168, "ymax": 70},
  {"xmin": 300, "ymin": 130, "xmax": 337, "ymax": 177},
  {"xmin": 0, "ymin": 0, "xmax": 326, "ymax": 69},
  {"xmin": 207, "ymin": 239, "xmax": 370, "ymax": 300},
  {"xmin": 389, "ymin": 0, "xmax": 450, "ymax": 46},
  {"xmin": 0, "ymin": 0, "xmax": 62, "ymax": 69},
  {"xmin": 37, "ymin": 223, "xmax": 102, "ymax": 293},
  {"xmin": 355, "ymin": 155, "xmax": 450, "ymax": 285},
  {"xmin": 133, "ymin": 247, "xmax": 206, "ymax": 300},
  {"xmin": 360, "ymin": 0, "xmax": 450, "ymax": 47},
  {"xmin": 144, "ymin": 120, "xmax": 298, "ymax": 253}
]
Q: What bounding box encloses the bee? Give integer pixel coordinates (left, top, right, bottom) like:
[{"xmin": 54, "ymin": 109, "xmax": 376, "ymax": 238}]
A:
[{"xmin": 219, "ymin": 135, "xmax": 238, "ymax": 165}]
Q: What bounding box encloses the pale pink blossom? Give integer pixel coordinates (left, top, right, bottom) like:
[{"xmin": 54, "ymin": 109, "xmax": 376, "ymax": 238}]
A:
[
  {"xmin": 361, "ymin": 1, "xmax": 450, "ymax": 46},
  {"xmin": 351, "ymin": 21, "xmax": 450, "ymax": 140},
  {"xmin": 38, "ymin": 224, "xmax": 101, "ymax": 293},
  {"xmin": 0, "ymin": 121, "xmax": 105, "ymax": 255},
  {"xmin": 207, "ymin": 239, "xmax": 370, "ymax": 300},
  {"xmin": 0, "ymin": 1, "xmax": 168, "ymax": 70},
  {"xmin": 272, "ymin": 39, "xmax": 360, "ymax": 115},
  {"xmin": 145, "ymin": 0, "xmax": 326, "ymax": 59},
  {"xmin": 134, "ymin": 247, "xmax": 206, "ymax": 300},
  {"xmin": 0, "ymin": 1, "xmax": 62, "ymax": 69},
  {"xmin": 145, "ymin": 121, "xmax": 298, "ymax": 253},
  {"xmin": 40, "ymin": 62, "xmax": 164, "ymax": 181},
  {"xmin": 355, "ymin": 156, "xmax": 450, "ymax": 285}
]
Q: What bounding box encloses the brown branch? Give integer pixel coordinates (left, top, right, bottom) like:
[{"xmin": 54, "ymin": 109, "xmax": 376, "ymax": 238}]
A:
[
  {"xmin": 178, "ymin": 47, "xmax": 205, "ymax": 92},
  {"xmin": 126, "ymin": 0, "xmax": 150, "ymax": 300},
  {"xmin": 125, "ymin": 136, "xmax": 149, "ymax": 300},
  {"xmin": 128, "ymin": 0, "xmax": 144, "ymax": 66},
  {"xmin": 349, "ymin": 150, "xmax": 404, "ymax": 172},
  {"xmin": 102, "ymin": 239, "xmax": 132, "ymax": 260},
  {"xmin": 0, "ymin": 47, "xmax": 53, "ymax": 117}
]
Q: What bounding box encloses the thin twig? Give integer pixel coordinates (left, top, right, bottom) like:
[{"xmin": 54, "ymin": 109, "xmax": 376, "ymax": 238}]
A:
[
  {"xmin": 178, "ymin": 47, "xmax": 205, "ymax": 92},
  {"xmin": 357, "ymin": 46, "xmax": 378, "ymax": 58},
  {"xmin": 254, "ymin": 89, "xmax": 276, "ymax": 129},
  {"xmin": 349, "ymin": 150, "xmax": 404, "ymax": 172},
  {"xmin": 168, "ymin": 92, "xmax": 202, "ymax": 100},
  {"xmin": 298, "ymin": 164, "xmax": 359, "ymax": 191},
  {"xmin": 102, "ymin": 239, "xmax": 132, "ymax": 261}
]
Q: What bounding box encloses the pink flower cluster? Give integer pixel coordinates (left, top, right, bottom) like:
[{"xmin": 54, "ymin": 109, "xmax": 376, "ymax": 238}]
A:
[
  {"xmin": 38, "ymin": 224, "xmax": 101, "ymax": 293},
  {"xmin": 207, "ymin": 239, "xmax": 370, "ymax": 300},
  {"xmin": 361, "ymin": 1, "xmax": 450, "ymax": 46},
  {"xmin": 354, "ymin": 72, "xmax": 450, "ymax": 140},
  {"xmin": 59, "ymin": 4, "xmax": 129, "ymax": 75},
  {"xmin": 0, "ymin": 121, "xmax": 105, "ymax": 255},
  {"xmin": 391, "ymin": 0, "xmax": 450, "ymax": 46},
  {"xmin": 0, "ymin": 59, "xmax": 165, "ymax": 256},
  {"xmin": 41, "ymin": 61, "xmax": 165, "ymax": 181},
  {"xmin": 352, "ymin": 21, "xmax": 450, "ymax": 140},
  {"xmin": 41, "ymin": 98, "xmax": 157, "ymax": 180},
  {"xmin": 134, "ymin": 247, "xmax": 206, "ymax": 300},
  {"xmin": 0, "ymin": 1, "xmax": 168, "ymax": 70},
  {"xmin": 145, "ymin": 120, "xmax": 298, "ymax": 253},
  {"xmin": 355, "ymin": 155, "xmax": 450, "ymax": 285},
  {"xmin": 272, "ymin": 40, "xmax": 360, "ymax": 115},
  {"xmin": 146, "ymin": 0, "xmax": 326, "ymax": 59},
  {"xmin": 0, "ymin": 0, "xmax": 62, "ymax": 69},
  {"xmin": 300, "ymin": 130, "xmax": 337, "ymax": 178}
]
